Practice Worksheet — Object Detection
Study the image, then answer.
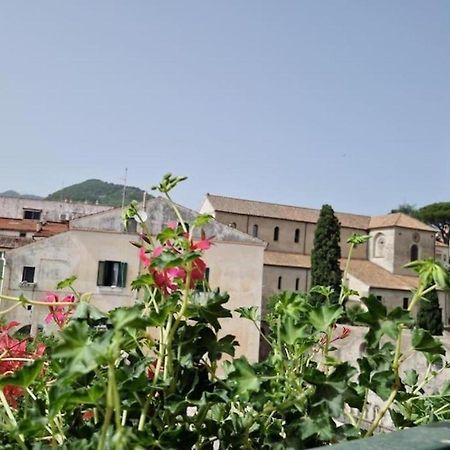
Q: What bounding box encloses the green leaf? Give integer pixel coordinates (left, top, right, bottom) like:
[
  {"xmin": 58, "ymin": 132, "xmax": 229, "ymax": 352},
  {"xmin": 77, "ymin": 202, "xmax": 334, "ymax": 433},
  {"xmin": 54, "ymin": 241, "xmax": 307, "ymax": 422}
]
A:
[
  {"xmin": 130, "ymin": 273, "xmax": 154, "ymax": 290},
  {"xmin": 235, "ymin": 306, "xmax": 259, "ymax": 322},
  {"xmin": 308, "ymin": 304, "xmax": 343, "ymax": 332},
  {"xmin": 0, "ymin": 360, "xmax": 44, "ymax": 389},
  {"xmin": 412, "ymin": 328, "xmax": 445, "ymax": 355},
  {"xmin": 109, "ymin": 305, "xmax": 149, "ymax": 331},
  {"xmin": 347, "ymin": 233, "xmax": 371, "ymax": 246},
  {"xmin": 56, "ymin": 275, "xmax": 77, "ymax": 290},
  {"xmin": 192, "ymin": 214, "xmax": 213, "ymax": 228},
  {"xmin": 228, "ymin": 357, "xmax": 260, "ymax": 399},
  {"xmin": 404, "ymin": 369, "xmax": 419, "ymax": 387}
]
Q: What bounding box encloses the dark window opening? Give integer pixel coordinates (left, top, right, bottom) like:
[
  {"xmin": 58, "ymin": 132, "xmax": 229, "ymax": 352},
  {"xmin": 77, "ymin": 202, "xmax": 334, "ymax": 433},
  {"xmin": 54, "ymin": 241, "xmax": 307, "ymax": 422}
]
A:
[
  {"xmin": 277, "ymin": 276, "xmax": 282, "ymax": 290},
  {"xmin": 294, "ymin": 228, "xmax": 300, "ymax": 243},
  {"xmin": 97, "ymin": 261, "xmax": 127, "ymax": 287},
  {"xmin": 403, "ymin": 297, "xmax": 409, "ymax": 310},
  {"xmin": 19, "ymin": 232, "xmax": 26, "ymax": 238},
  {"xmin": 295, "ymin": 278, "xmax": 300, "ymax": 291},
  {"xmin": 23, "ymin": 209, "xmax": 41, "ymax": 220},
  {"xmin": 273, "ymin": 226, "xmax": 279, "ymax": 242},
  {"xmin": 229, "ymin": 222, "xmax": 237, "ymax": 228},
  {"xmin": 127, "ymin": 219, "xmax": 138, "ymax": 233},
  {"xmin": 22, "ymin": 266, "xmax": 35, "ymax": 283},
  {"xmin": 376, "ymin": 295, "xmax": 383, "ymax": 302},
  {"xmin": 410, "ymin": 244, "xmax": 419, "ymax": 262},
  {"xmin": 252, "ymin": 224, "xmax": 259, "ymax": 238}
]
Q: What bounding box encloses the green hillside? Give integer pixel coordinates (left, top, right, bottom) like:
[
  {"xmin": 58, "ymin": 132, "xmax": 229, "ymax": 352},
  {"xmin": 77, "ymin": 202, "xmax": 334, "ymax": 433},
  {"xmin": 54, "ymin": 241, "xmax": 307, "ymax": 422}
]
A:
[{"xmin": 46, "ymin": 179, "xmax": 149, "ymax": 207}]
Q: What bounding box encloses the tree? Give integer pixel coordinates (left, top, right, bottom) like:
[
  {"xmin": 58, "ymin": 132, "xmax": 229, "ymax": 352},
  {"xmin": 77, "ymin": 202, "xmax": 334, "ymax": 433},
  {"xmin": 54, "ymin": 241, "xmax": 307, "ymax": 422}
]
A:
[
  {"xmin": 418, "ymin": 202, "xmax": 450, "ymax": 244},
  {"xmin": 390, "ymin": 203, "xmax": 420, "ymax": 219},
  {"xmin": 416, "ymin": 287, "xmax": 443, "ymax": 335},
  {"xmin": 310, "ymin": 204, "xmax": 342, "ymax": 304}
]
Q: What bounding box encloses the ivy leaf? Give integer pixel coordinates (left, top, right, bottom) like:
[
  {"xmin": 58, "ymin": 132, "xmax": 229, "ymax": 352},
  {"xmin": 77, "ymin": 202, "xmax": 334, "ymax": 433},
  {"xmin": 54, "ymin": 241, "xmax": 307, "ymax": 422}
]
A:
[
  {"xmin": 309, "ymin": 304, "xmax": 343, "ymax": 332},
  {"xmin": 412, "ymin": 328, "xmax": 445, "ymax": 355}
]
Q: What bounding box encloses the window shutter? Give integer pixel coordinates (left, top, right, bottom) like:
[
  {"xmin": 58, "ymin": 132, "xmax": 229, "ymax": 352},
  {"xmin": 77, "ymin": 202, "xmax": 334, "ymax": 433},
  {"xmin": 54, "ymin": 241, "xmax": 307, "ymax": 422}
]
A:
[
  {"xmin": 119, "ymin": 262, "xmax": 128, "ymax": 287},
  {"xmin": 97, "ymin": 261, "xmax": 105, "ymax": 286}
]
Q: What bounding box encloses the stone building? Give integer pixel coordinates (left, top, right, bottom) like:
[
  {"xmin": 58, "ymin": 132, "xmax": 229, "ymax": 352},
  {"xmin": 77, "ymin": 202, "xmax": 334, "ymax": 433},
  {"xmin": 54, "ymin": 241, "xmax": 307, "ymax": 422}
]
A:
[
  {"xmin": 2, "ymin": 197, "xmax": 265, "ymax": 362},
  {"xmin": 200, "ymin": 194, "xmax": 449, "ymax": 323}
]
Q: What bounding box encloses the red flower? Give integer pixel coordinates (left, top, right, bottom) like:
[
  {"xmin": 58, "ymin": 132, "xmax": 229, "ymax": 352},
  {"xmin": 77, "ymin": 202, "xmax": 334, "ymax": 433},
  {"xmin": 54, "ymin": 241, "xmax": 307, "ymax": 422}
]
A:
[{"xmin": 0, "ymin": 321, "xmax": 46, "ymax": 408}]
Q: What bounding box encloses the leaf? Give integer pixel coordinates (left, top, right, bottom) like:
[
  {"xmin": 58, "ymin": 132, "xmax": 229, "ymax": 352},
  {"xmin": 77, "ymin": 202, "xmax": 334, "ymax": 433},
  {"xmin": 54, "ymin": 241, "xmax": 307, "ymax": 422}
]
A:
[
  {"xmin": 235, "ymin": 306, "xmax": 259, "ymax": 322},
  {"xmin": 404, "ymin": 369, "xmax": 419, "ymax": 387},
  {"xmin": 109, "ymin": 305, "xmax": 149, "ymax": 331},
  {"xmin": 56, "ymin": 275, "xmax": 77, "ymax": 290},
  {"xmin": 192, "ymin": 214, "xmax": 213, "ymax": 228},
  {"xmin": 308, "ymin": 304, "xmax": 343, "ymax": 332},
  {"xmin": 131, "ymin": 273, "xmax": 154, "ymax": 290},
  {"xmin": 228, "ymin": 357, "xmax": 260, "ymax": 399},
  {"xmin": 347, "ymin": 233, "xmax": 371, "ymax": 246},
  {"xmin": 412, "ymin": 328, "xmax": 445, "ymax": 355},
  {"xmin": 0, "ymin": 360, "xmax": 44, "ymax": 389}
]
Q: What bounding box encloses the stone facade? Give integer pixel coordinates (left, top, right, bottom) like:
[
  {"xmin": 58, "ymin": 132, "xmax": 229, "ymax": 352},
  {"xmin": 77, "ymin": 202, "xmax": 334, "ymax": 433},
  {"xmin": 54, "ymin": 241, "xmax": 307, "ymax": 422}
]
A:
[{"xmin": 201, "ymin": 194, "xmax": 450, "ymax": 325}]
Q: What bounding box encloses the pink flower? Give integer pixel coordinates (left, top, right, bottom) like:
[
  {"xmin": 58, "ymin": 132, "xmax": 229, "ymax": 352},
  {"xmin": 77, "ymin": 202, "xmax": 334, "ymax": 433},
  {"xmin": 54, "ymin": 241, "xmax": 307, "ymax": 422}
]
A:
[
  {"xmin": 139, "ymin": 247, "xmax": 151, "ymax": 268},
  {"xmin": 44, "ymin": 293, "xmax": 76, "ymax": 329}
]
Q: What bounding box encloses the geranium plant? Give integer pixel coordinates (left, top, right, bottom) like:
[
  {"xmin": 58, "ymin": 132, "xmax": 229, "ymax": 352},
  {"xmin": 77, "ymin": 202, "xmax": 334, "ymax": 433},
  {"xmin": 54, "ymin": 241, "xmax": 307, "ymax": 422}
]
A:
[{"xmin": 0, "ymin": 173, "xmax": 448, "ymax": 449}]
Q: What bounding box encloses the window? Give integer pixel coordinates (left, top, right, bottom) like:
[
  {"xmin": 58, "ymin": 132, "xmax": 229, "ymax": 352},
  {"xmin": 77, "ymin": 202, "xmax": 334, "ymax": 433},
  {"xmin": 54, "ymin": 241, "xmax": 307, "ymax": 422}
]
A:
[
  {"xmin": 410, "ymin": 244, "xmax": 419, "ymax": 262},
  {"xmin": 374, "ymin": 233, "xmax": 385, "ymax": 258},
  {"xmin": 97, "ymin": 261, "xmax": 127, "ymax": 287},
  {"xmin": 252, "ymin": 224, "xmax": 259, "ymax": 238},
  {"xmin": 376, "ymin": 295, "xmax": 382, "ymax": 302},
  {"xmin": 19, "ymin": 232, "xmax": 26, "ymax": 238},
  {"xmin": 229, "ymin": 222, "xmax": 237, "ymax": 228},
  {"xmin": 403, "ymin": 297, "xmax": 409, "ymax": 310},
  {"xmin": 277, "ymin": 276, "xmax": 282, "ymax": 290},
  {"xmin": 23, "ymin": 209, "xmax": 41, "ymax": 220},
  {"xmin": 294, "ymin": 228, "xmax": 300, "ymax": 243},
  {"xmin": 22, "ymin": 266, "xmax": 35, "ymax": 283},
  {"xmin": 273, "ymin": 226, "xmax": 279, "ymax": 242},
  {"xmin": 295, "ymin": 278, "xmax": 300, "ymax": 291},
  {"xmin": 127, "ymin": 219, "xmax": 138, "ymax": 233}
]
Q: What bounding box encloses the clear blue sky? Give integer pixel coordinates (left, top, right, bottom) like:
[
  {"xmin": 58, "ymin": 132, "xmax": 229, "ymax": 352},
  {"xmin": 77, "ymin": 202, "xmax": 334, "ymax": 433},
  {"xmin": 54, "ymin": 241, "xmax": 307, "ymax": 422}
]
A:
[{"xmin": 0, "ymin": 1, "xmax": 448, "ymax": 215}]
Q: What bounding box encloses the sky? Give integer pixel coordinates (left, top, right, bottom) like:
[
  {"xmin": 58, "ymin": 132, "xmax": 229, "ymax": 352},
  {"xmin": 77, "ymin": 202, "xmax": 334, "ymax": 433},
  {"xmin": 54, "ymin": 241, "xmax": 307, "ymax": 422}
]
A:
[{"xmin": 0, "ymin": 1, "xmax": 449, "ymax": 216}]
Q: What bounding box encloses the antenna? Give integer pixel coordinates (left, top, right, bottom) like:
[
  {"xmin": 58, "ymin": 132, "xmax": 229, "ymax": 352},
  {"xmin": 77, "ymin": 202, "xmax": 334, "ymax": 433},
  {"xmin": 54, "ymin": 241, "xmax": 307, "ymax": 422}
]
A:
[{"xmin": 121, "ymin": 168, "xmax": 128, "ymax": 211}]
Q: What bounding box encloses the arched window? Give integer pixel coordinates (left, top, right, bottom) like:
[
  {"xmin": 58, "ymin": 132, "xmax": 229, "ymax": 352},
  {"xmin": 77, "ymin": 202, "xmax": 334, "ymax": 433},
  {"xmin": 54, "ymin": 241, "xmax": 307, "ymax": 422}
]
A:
[
  {"xmin": 277, "ymin": 276, "xmax": 282, "ymax": 290},
  {"xmin": 410, "ymin": 244, "xmax": 419, "ymax": 262},
  {"xmin": 374, "ymin": 232, "xmax": 385, "ymax": 258},
  {"xmin": 273, "ymin": 226, "xmax": 279, "ymax": 241},
  {"xmin": 295, "ymin": 278, "xmax": 300, "ymax": 291},
  {"xmin": 252, "ymin": 224, "xmax": 258, "ymax": 238},
  {"xmin": 294, "ymin": 228, "xmax": 300, "ymax": 243}
]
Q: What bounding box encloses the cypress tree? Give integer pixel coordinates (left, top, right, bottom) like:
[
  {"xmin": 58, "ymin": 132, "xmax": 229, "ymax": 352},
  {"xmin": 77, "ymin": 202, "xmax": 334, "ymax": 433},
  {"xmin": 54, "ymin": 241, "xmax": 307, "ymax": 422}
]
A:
[
  {"xmin": 417, "ymin": 287, "xmax": 443, "ymax": 335},
  {"xmin": 310, "ymin": 204, "xmax": 342, "ymax": 304}
]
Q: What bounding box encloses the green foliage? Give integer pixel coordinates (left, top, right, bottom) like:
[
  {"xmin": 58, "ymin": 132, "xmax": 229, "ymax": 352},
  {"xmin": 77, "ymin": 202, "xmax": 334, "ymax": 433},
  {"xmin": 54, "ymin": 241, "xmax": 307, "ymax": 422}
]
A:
[
  {"xmin": 2, "ymin": 173, "xmax": 450, "ymax": 449},
  {"xmin": 417, "ymin": 287, "xmax": 443, "ymax": 336},
  {"xmin": 46, "ymin": 178, "xmax": 149, "ymax": 207},
  {"xmin": 311, "ymin": 204, "xmax": 342, "ymax": 304}
]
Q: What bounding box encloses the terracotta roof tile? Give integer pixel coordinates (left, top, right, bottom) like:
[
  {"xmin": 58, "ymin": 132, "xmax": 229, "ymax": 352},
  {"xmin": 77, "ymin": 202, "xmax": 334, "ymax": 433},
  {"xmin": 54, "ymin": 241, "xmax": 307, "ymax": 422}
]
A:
[
  {"xmin": 0, "ymin": 218, "xmax": 68, "ymax": 236},
  {"xmin": 369, "ymin": 213, "xmax": 434, "ymax": 232},
  {"xmin": 206, "ymin": 195, "xmax": 370, "ymax": 229},
  {"xmin": 264, "ymin": 251, "xmax": 311, "ymax": 268}
]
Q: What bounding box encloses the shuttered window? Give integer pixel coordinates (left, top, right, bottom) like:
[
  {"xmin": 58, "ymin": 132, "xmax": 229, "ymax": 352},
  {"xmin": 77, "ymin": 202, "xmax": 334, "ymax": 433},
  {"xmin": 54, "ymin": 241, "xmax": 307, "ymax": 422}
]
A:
[{"xmin": 97, "ymin": 261, "xmax": 127, "ymax": 287}]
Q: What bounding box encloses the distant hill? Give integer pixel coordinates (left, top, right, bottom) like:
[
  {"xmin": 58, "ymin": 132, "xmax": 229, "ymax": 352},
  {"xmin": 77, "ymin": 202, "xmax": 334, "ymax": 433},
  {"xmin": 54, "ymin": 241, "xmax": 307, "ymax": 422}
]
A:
[
  {"xmin": 46, "ymin": 179, "xmax": 149, "ymax": 207},
  {"xmin": 0, "ymin": 190, "xmax": 43, "ymax": 200}
]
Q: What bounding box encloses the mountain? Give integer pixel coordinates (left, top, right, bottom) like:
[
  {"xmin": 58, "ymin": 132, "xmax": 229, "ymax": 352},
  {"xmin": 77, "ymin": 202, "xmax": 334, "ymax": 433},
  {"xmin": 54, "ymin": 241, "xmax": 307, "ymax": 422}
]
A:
[
  {"xmin": 46, "ymin": 179, "xmax": 149, "ymax": 207},
  {"xmin": 0, "ymin": 190, "xmax": 43, "ymax": 200}
]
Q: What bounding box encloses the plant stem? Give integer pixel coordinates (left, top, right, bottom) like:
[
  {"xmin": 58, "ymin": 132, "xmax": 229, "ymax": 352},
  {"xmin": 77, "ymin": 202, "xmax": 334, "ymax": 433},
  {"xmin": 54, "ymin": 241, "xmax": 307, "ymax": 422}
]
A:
[
  {"xmin": 0, "ymin": 390, "xmax": 27, "ymax": 450},
  {"xmin": 339, "ymin": 243, "xmax": 354, "ymax": 304},
  {"xmin": 365, "ymin": 326, "xmax": 403, "ymax": 437}
]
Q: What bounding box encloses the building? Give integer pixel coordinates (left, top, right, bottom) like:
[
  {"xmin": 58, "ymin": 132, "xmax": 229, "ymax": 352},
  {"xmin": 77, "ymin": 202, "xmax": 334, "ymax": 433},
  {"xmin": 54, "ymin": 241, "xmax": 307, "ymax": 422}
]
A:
[
  {"xmin": 200, "ymin": 194, "xmax": 449, "ymax": 323},
  {"xmin": 2, "ymin": 197, "xmax": 265, "ymax": 362}
]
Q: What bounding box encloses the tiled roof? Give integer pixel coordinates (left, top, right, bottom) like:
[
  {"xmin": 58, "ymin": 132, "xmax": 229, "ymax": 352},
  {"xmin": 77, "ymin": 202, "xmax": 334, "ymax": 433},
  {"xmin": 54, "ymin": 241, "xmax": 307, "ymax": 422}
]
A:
[
  {"xmin": 263, "ymin": 250, "xmax": 418, "ymax": 291},
  {"xmin": 369, "ymin": 213, "xmax": 434, "ymax": 232},
  {"xmin": 0, "ymin": 236, "xmax": 33, "ymax": 249},
  {"xmin": 0, "ymin": 218, "xmax": 68, "ymax": 236},
  {"xmin": 206, "ymin": 195, "xmax": 371, "ymax": 229},
  {"xmin": 264, "ymin": 251, "xmax": 311, "ymax": 268},
  {"xmin": 345, "ymin": 259, "xmax": 418, "ymax": 291}
]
